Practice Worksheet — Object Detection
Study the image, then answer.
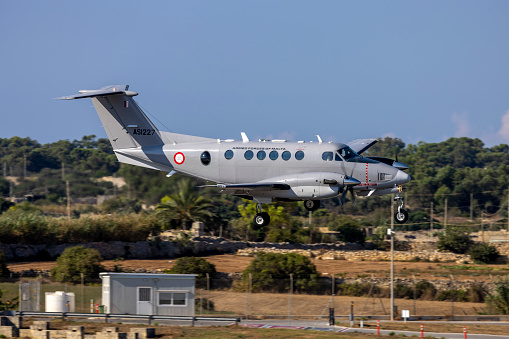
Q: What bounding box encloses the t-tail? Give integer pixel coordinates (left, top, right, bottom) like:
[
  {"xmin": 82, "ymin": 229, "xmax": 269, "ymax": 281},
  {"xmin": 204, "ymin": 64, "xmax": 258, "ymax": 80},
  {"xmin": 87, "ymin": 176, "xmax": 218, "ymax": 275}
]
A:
[
  {"xmin": 58, "ymin": 85, "xmax": 174, "ymax": 172},
  {"xmin": 59, "ymin": 85, "xmax": 163, "ymax": 149}
]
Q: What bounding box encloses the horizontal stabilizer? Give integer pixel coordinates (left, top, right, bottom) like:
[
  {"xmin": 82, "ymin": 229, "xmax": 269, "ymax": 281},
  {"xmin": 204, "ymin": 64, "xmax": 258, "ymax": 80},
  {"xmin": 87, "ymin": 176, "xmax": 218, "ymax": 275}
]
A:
[{"xmin": 57, "ymin": 85, "xmax": 136, "ymax": 100}]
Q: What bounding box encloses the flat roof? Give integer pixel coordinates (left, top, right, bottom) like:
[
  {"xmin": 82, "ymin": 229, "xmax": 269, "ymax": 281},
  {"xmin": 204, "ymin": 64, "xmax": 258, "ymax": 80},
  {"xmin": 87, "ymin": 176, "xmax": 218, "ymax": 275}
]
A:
[{"xmin": 99, "ymin": 272, "xmax": 198, "ymax": 279}]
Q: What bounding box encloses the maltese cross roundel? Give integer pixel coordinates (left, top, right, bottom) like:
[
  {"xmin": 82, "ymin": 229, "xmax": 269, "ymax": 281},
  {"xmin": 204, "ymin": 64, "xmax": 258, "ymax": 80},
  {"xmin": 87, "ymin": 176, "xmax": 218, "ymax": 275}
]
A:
[{"xmin": 174, "ymin": 152, "xmax": 185, "ymax": 165}]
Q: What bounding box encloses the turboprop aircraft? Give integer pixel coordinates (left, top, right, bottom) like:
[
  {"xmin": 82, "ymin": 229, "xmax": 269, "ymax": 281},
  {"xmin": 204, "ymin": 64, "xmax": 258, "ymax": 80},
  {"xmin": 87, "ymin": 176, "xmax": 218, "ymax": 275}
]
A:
[{"xmin": 59, "ymin": 85, "xmax": 411, "ymax": 226}]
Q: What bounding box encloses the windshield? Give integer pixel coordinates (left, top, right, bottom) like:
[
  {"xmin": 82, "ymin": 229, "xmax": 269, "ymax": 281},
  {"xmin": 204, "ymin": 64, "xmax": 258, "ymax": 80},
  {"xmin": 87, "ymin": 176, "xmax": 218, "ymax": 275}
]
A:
[{"xmin": 337, "ymin": 146, "xmax": 360, "ymax": 161}]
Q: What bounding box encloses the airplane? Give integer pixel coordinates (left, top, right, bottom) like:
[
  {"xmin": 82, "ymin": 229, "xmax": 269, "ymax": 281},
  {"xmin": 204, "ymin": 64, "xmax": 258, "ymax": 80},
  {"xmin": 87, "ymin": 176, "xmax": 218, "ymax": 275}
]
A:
[{"xmin": 59, "ymin": 85, "xmax": 411, "ymax": 227}]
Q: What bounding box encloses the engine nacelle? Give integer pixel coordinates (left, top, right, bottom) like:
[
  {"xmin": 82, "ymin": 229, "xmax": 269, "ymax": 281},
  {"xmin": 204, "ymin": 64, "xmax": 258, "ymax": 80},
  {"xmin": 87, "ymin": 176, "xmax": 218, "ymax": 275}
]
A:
[
  {"xmin": 259, "ymin": 172, "xmax": 357, "ymax": 200},
  {"xmin": 366, "ymin": 157, "xmax": 409, "ymax": 171}
]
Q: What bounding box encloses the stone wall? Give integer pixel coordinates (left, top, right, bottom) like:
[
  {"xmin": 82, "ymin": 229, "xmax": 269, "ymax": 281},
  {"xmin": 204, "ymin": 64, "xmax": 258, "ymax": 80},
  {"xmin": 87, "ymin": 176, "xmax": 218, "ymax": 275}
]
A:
[{"xmin": 0, "ymin": 237, "xmax": 367, "ymax": 261}]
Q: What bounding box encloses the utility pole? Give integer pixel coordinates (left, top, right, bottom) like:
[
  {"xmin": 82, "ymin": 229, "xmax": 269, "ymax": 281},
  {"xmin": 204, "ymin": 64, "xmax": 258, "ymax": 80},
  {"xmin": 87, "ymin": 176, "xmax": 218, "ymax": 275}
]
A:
[
  {"xmin": 444, "ymin": 198, "xmax": 448, "ymax": 231},
  {"xmin": 66, "ymin": 180, "xmax": 71, "ymax": 219},
  {"xmin": 430, "ymin": 202, "xmax": 434, "ymax": 232},
  {"xmin": 470, "ymin": 193, "xmax": 474, "ymax": 221},
  {"xmin": 23, "ymin": 154, "xmax": 27, "ymax": 179}
]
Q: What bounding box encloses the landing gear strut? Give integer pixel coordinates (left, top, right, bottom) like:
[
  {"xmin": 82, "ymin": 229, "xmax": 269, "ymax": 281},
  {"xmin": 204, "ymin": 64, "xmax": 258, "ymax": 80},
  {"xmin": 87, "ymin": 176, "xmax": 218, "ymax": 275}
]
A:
[
  {"xmin": 304, "ymin": 199, "xmax": 321, "ymax": 212},
  {"xmin": 253, "ymin": 203, "xmax": 270, "ymax": 227},
  {"xmin": 394, "ymin": 192, "xmax": 408, "ymax": 224}
]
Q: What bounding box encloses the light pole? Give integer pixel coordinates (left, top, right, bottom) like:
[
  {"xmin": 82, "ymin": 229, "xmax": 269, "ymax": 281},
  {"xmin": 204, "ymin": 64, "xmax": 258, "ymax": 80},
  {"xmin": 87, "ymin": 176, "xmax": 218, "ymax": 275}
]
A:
[{"xmin": 389, "ymin": 195, "xmax": 395, "ymax": 321}]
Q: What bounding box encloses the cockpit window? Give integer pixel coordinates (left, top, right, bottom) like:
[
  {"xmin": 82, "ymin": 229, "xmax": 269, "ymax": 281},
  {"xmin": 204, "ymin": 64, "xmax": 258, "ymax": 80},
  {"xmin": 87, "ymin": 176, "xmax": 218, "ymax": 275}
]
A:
[
  {"xmin": 337, "ymin": 146, "xmax": 359, "ymax": 161},
  {"xmin": 322, "ymin": 152, "xmax": 333, "ymax": 161}
]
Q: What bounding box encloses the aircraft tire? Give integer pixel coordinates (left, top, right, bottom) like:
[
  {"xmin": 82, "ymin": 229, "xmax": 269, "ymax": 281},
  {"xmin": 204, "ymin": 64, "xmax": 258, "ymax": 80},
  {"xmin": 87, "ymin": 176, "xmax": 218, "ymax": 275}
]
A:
[
  {"xmin": 394, "ymin": 209, "xmax": 409, "ymax": 224},
  {"xmin": 254, "ymin": 212, "xmax": 270, "ymax": 227},
  {"xmin": 304, "ymin": 200, "xmax": 320, "ymax": 211}
]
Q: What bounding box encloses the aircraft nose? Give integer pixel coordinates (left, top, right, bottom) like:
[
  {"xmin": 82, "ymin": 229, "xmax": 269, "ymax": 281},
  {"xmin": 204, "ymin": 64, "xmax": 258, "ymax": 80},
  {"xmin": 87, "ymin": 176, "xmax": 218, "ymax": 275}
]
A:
[{"xmin": 394, "ymin": 170, "xmax": 411, "ymax": 184}]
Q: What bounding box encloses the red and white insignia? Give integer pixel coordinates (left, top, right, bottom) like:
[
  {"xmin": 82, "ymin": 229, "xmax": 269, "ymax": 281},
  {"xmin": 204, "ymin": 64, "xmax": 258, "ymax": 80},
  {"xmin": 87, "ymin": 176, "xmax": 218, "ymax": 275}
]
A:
[{"xmin": 174, "ymin": 152, "xmax": 185, "ymax": 165}]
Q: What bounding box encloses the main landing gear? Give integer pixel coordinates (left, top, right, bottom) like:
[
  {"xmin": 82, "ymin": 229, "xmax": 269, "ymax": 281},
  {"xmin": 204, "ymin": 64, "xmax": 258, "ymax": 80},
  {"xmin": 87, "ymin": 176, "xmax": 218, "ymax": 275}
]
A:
[
  {"xmin": 394, "ymin": 192, "xmax": 409, "ymax": 224},
  {"xmin": 304, "ymin": 199, "xmax": 321, "ymax": 212},
  {"xmin": 253, "ymin": 203, "xmax": 270, "ymax": 227}
]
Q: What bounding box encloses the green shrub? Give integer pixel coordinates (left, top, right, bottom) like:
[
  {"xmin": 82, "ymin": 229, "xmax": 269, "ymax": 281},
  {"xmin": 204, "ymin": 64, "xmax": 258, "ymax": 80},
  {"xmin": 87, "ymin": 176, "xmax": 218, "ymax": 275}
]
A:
[
  {"xmin": 437, "ymin": 228, "xmax": 473, "ymax": 254},
  {"xmin": 168, "ymin": 257, "xmax": 216, "ymax": 288},
  {"xmin": 242, "ymin": 252, "xmax": 320, "ymax": 293},
  {"xmin": 436, "ymin": 289, "xmax": 468, "ymax": 302},
  {"xmin": 486, "ymin": 276, "xmax": 509, "ymax": 314},
  {"xmin": 415, "ymin": 281, "xmax": 437, "ymax": 300},
  {"xmin": 50, "ymin": 245, "xmax": 104, "ymax": 283},
  {"xmin": 469, "ymin": 243, "xmax": 499, "ymax": 264}
]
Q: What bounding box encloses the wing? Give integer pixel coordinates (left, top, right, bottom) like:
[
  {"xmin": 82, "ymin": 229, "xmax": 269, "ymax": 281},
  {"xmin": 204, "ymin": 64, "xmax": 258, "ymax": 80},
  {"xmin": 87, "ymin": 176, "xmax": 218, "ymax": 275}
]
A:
[
  {"xmin": 202, "ymin": 182, "xmax": 291, "ymax": 193},
  {"xmin": 347, "ymin": 138, "xmax": 378, "ymax": 155}
]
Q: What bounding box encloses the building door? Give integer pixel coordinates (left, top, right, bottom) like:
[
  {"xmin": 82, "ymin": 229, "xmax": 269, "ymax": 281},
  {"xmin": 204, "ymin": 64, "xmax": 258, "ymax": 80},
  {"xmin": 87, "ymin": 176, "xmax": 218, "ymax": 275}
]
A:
[{"xmin": 137, "ymin": 287, "xmax": 153, "ymax": 315}]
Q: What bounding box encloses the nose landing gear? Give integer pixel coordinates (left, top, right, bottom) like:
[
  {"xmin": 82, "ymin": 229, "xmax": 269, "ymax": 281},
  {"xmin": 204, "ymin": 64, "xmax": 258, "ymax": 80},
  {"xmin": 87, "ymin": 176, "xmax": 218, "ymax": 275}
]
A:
[{"xmin": 394, "ymin": 191, "xmax": 409, "ymax": 224}]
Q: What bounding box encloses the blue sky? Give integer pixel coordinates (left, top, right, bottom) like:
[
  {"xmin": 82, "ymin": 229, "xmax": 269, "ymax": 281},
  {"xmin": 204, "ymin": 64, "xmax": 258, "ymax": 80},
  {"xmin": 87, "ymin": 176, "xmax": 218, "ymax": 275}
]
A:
[{"xmin": 2, "ymin": 1, "xmax": 509, "ymax": 148}]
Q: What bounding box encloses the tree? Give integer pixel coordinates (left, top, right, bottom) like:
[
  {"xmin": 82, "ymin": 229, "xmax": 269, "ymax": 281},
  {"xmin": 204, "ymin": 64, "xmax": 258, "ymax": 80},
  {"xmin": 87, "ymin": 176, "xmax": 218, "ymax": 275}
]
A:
[
  {"xmin": 0, "ymin": 250, "xmax": 10, "ymax": 278},
  {"xmin": 437, "ymin": 228, "xmax": 473, "ymax": 254},
  {"xmin": 242, "ymin": 252, "xmax": 320, "ymax": 293},
  {"xmin": 50, "ymin": 246, "xmax": 104, "ymax": 283},
  {"xmin": 486, "ymin": 276, "xmax": 509, "ymax": 314},
  {"xmin": 168, "ymin": 257, "xmax": 216, "ymax": 288},
  {"xmin": 156, "ymin": 178, "xmax": 216, "ymax": 230},
  {"xmin": 328, "ymin": 215, "xmax": 365, "ymax": 244},
  {"xmin": 469, "ymin": 243, "xmax": 499, "ymax": 264}
]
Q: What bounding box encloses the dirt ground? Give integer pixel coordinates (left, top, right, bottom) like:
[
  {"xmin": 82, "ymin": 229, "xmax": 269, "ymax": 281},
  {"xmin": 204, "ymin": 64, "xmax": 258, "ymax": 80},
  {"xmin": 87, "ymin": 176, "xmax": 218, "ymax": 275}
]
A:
[
  {"xmin": 206, "ymin": 290, "xmax": 485, "ymax": 317},
  {"xmin": 8, "ymin": 254, "xmax": 505, "ymax": 281}
]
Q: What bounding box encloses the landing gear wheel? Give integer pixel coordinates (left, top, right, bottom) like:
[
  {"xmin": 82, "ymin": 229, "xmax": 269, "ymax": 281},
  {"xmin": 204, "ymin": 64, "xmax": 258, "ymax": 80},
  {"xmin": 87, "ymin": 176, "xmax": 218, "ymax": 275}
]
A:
[
  {"xmin": 394, "ymin": 209, "xmax": 409, "ymax": 224},
  {"xmin": 304, "ymin": 200, "xmax": 320, "ymax": 211},
  {"xmin": 254, "ymin": 212, "xmax": 270, "ymax": 227}
]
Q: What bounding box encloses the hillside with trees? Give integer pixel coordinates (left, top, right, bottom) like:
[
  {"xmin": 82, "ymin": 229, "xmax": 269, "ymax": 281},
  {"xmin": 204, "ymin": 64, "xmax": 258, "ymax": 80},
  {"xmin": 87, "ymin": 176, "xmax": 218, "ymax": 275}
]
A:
[{"xmin": 0, "ymin": 135, "xmax": 508, "ymax": 244}]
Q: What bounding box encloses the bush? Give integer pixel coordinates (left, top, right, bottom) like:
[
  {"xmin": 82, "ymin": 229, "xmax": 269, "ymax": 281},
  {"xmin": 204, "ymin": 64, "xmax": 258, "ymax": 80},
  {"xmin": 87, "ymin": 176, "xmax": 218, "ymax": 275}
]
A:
[
  {"xmin": 436, "ymin": 289, "xmax": 468, "ymax": 302},
  {"xmin": 328, "ymin": 216, "xmax": 365, "ymax": 244},
  {"xmin": 415, "ymin": 281, "xmax": 437, "ymax": 300},
  {"xmin": 486, "ymin": 276, "xmax": 509, "ymax": 314},
  {"xmin": 242, "ymin": 252, "xmax": 320, "ymax": 293},
  {"xmin": 437, "ymin": 228, "xmax": 473, "ymax": 254},
  {"xmin": 50, "ymin": 246, "xmax": 104, "ymax": 283},
  {"xmin": 168, "ymin": 257, "xmax": 216, "ymax": 288},
  {"xmin": 469, "ymin": 243, "xmax": 499, "ymax": 264},
  {"xmin": 338, "ymin": 282, "xmax": 377, "ymax": 297}
]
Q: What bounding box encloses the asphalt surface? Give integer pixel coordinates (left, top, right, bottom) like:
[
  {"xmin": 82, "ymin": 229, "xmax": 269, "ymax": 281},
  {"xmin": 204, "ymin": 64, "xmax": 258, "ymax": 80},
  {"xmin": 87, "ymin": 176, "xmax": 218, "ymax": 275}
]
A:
[{"xmin": 240, "ymin": 319, "xmax": 509, "ymax": 338}]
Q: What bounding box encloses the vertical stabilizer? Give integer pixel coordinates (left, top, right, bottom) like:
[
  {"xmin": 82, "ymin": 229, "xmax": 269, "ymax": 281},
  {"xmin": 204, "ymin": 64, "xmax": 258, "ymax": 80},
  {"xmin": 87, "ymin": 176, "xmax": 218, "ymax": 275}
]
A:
[{"xmin": 58, "ymin": 85, "xmax": 164, "ymax": 150}]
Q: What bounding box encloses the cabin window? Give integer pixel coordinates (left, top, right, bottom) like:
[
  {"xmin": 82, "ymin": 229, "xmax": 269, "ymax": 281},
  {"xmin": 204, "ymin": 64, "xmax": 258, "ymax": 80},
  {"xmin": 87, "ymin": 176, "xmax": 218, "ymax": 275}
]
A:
[
  {"xmin": 269, "ymin": 151, "xmax": 278, "ymax": 160},
  {"xmin": 295, "ymin": 151, "xmax": 305, "ymax": 160},
  {"xmin": 200, "ymin": 151, "xmax": 211, "ymax": 166},
  {"xmin": 257, "ymin": 151, "xmax": 266, "ymax": 160},
  {"xmin": 224, "ymin": 150, "xmax": 234, "ymax": 160},
  {"xmin": 244, "ymin": 150, "xmax": 254, "ymax": 160},
  {"xmin": 322, "ymin": 152, "xmax": 333, "ymax": 161},
  {"xmin": 282, "ymin": 151, "xmax": 291, "ymax": 161}
]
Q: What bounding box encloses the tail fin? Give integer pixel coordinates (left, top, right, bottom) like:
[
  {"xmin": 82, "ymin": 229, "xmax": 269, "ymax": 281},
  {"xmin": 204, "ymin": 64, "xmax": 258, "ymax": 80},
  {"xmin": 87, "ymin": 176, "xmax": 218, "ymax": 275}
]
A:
[{"xmin": 58, "ymin": 85, "xmax": 163, "ymax": 150}]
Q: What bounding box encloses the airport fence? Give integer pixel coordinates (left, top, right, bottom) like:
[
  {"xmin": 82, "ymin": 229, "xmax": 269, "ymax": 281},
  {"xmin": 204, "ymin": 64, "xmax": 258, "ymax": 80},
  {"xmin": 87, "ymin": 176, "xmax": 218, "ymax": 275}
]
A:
[{"xmin": 0, "ymin": 273, "xmax": 497, "ymax": 320}]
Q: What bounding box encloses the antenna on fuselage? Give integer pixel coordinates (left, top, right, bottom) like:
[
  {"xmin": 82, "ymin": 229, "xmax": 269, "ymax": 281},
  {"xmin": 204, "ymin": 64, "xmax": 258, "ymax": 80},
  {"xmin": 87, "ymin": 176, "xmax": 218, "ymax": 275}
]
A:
[
  {"xmin": 241, "ymin": 132, "xmax": 249, "ymax": 143},
  {"xmin": 316, "ymin": 135, "xmax": 323, "ymax": 144}
]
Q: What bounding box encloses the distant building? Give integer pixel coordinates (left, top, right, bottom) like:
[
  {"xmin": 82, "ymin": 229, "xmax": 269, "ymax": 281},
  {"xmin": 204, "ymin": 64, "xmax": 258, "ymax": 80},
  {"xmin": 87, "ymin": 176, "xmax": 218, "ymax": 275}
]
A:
[{"xmin": 100, "ymin": 272, "xmax": 197, "ymax": 316}]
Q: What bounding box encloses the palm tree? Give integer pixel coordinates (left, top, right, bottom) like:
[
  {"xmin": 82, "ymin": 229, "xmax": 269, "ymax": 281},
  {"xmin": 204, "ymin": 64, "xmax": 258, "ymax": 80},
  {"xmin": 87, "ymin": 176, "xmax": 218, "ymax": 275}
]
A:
[{"xmin": 156, "ymin": 178, "xmax": 215, "ymax": 230}]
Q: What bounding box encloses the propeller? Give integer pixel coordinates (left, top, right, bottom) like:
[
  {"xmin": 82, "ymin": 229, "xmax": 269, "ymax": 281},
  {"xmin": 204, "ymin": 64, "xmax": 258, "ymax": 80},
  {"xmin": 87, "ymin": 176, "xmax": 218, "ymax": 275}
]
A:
[{"xmin": 339, "ymin": 176, "xmax": 360, "ymax": 206}]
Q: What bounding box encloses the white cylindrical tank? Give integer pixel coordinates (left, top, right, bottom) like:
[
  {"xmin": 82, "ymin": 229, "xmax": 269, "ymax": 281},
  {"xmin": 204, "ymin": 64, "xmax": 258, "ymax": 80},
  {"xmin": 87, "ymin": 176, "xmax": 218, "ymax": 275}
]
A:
[{"xmin": 45, "ymin": 291, "xmax": 75, "ymax": 312}]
